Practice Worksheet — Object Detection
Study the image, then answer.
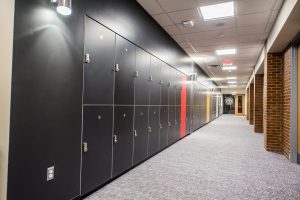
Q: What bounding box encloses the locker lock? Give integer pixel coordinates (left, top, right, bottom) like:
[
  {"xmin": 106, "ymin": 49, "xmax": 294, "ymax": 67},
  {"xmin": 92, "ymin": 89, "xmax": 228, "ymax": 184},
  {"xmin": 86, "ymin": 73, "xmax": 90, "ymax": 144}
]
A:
[
  {"xmin": 84, "ymin": 53, "xmax": 91, "ymax": 64},
  {"xmin": 148, "ymin": 126, "xmax": 152, "ymax": 133},
  {"xmin": 175, "ymin": 120, "xmax": 177, "ymax": 125},
  {"xmin": 160, "ymin": 80, "xmax": 164, "ymax": 85},
  {"xmin": 83, "ymin": 142, "xmax": 88, "ymax": 153},
  {"xmin": 114, "ymin": 64, "xmax": 120, "ymax": 72},
  {"xmin": 149, "ymin": 76, "xmax": 153, "ymax": 81},
  {"xmin": 134, "ymin": 130, "xmax": 138, "ymax": 137},
  {"xmin": 168, "ymin": 122, "xmax": 171, "ymax": 127},
  {"xmin": 113, "ymin": 135, "xmax": 118, "ymax": 144},
  {"xmin": 160, "ymin": 123, "xmax": 163, "ymax": 129},
  {"xmin": 168, "ymin": 82, "xmax": 171, "ymax": 87},
  {"xmin": 134, "ymin": 71, "xmax": 139, "ymax": 78}
]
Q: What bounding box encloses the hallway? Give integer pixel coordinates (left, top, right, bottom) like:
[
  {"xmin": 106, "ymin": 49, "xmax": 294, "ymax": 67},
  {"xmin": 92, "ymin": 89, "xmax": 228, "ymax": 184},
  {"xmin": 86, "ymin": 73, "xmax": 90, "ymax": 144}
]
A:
[{"xmin": 86, "ymin": 115, "xmax": 300, "ymax": 200}]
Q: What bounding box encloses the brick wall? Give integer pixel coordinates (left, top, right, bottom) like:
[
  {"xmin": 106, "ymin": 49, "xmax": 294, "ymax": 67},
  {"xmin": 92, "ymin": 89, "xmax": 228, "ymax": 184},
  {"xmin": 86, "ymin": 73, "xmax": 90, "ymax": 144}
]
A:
[
  {"xmin": 263, "ymin": 53, "xmax": 283, "ymax": 152},
  {"xmin": 246, "ymin": 87, "xmax": 250, "ymax": 120},
  {"xmin": 282, "ymin": 48, "xmax": 291, "ymax": 159},
  {"xmin": 254, "ymin": 74, "xmax": 264, "ymax": 133},
  {"xmin": 249, "ymin": 83, "xmax": 254, "ymax": 125}
]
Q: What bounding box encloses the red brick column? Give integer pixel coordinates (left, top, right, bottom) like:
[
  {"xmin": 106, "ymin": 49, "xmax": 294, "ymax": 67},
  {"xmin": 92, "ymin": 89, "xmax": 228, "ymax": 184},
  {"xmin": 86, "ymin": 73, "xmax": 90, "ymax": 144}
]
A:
[
  {"xmin": 249, "ymin": 83, "xmax": 254, "ymax": 125},
  {"xmin": 254, "ymin": 74, "xmax": 264, "ymax": 133},
  {"xmin": 263, "ymin": 53, "xmax": 283, "ymax": 152}
]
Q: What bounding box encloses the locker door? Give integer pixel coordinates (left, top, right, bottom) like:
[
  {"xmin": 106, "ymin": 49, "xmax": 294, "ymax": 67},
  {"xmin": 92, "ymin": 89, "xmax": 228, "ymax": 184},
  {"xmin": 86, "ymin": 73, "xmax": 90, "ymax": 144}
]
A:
[
  {"xmin": 113, "ymin": 106, "xmax": 134, "ymax": 177},
  {"xmin": 160, "ymin": 63, "xmax": 169, "ymax": 106},
  {"xmin": 176, "ymin": 71, "xmax": 182, "ymax": 106},
  {"xmin": 186, "ymin": 105, "xmax": 190, "ymax": 134},
  {"xmin": 193, "ymin": 105, "xmax": 198, "ymax": 131},
  {"xmin": 133, "ymin": 106, "xmax": 149, "ymax": 165},
  {"xmin": 159, "ymin": 106, "xmax": 168, "ymax": 149},
  {"xmin": 150, "ymin": 57, "xmax": 161, "ymax": 105},
  {"xmin": 114, "ymin": 36, "xmax": 135, "ymax": 105},
  {"xmin": 135, "ymin": 48, "xmax": 150, "ymax": 105},
  {"xmin": 81, "ymin": 106, "xmax": 113, "ymax": 194},
  {"xmin": 148, "ymin": 106, "xmax": 160, "ymax": 156},
  {"xmin": 83, "ymin": 17, "xmax": 115, "ymax": 105},
  {"xmin": 175, "ymin": 105, "xmax": 181, "ymax": 141},
  {"xmin": 168, "ymin": 106, "xmax": 175, "ymax": 144},
  {"xmin": 169, "ymin": 68, "xmax": 176, "ymax": 106}
]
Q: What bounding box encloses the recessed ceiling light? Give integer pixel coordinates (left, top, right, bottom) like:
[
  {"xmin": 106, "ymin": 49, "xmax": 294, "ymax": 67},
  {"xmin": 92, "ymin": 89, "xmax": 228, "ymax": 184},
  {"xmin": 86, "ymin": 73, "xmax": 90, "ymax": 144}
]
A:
[
  {"xmin": 199, "ymin": 2, "xmax": 234, "ymax": 21},
  {"xmin": 226, "ymin": 76, "xmax": 237, "ymax": 80},
  {"xmin": 222, "ymin": 66, "xmax": 237, "ymax": 70},
  {"xmin": 229, "ymin": 85, "xmax": 237, "ymax": 87},
  {"xmin": 228, "ymin": 81, "xmax": 237, "ymax": 84},
  {"xmin": 216, "ymin": 48, "xmax": 236, "ymax": 55}
]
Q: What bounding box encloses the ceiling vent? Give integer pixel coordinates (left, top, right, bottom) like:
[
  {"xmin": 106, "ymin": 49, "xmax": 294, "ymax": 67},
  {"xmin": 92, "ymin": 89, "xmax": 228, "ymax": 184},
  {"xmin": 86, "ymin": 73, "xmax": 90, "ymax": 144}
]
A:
[
  {"xmin": 208, "ymin": 64, "xmax": 221, "ymax": 69},
  {"xmin": 182, "ymin": 20, "xmax": 194, "ymax": 27}
]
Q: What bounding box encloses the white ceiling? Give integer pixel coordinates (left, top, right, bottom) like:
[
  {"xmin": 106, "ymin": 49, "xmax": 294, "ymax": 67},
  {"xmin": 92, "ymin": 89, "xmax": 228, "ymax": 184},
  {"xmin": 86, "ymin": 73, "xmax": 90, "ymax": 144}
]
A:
[{"xmin": 137, "ymin": 0, "xmax": 283, "ymax": 90}]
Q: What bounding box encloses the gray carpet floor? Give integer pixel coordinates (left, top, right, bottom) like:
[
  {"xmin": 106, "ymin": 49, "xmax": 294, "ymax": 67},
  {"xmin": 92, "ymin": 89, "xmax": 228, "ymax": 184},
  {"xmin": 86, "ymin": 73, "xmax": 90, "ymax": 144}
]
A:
[{"xmin": 85, "ymin": 115, "xmax": 300, "ymax": 200}]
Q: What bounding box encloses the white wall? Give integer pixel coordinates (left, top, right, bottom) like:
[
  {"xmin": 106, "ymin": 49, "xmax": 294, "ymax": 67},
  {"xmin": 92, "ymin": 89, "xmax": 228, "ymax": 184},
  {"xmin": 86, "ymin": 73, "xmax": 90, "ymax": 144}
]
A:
[{"xmin": 0, "ymin": 0, "xmax": 15, "ymax": 199}]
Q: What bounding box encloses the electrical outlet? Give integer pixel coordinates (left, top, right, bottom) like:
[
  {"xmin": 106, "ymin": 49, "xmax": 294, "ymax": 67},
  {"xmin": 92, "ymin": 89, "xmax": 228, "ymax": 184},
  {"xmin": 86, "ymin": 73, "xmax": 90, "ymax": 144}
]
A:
[{"xmin": 47, "ymin": 166, "xmax": 54, "ymax": 181}]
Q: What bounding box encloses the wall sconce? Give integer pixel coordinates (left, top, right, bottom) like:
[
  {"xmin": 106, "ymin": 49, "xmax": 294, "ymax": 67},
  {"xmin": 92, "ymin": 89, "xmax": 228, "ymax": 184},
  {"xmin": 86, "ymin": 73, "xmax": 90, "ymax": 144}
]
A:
[{"xmin": 51, "ymin": 0, "xmax": 72, "ymax": 16}]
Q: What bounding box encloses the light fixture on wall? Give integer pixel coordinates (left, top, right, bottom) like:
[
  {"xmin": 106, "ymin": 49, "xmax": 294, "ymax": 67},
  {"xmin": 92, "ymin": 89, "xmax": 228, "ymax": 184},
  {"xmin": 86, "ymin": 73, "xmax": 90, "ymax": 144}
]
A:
[{"xmin": 51, "ymin": 0, "xmax": 72, "ymax": 16}]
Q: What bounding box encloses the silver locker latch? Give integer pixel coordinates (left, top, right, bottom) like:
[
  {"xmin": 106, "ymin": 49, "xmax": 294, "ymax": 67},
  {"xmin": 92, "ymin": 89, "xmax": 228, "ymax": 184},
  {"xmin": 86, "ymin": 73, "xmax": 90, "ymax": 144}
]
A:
[
  {"xmin": 160, "ymin": 123, "xmax": 163, "ymax": 129},
  {"xmin": 148, "ymin": 126, "xmax": 152, "ymax": 133},
  {"xmin": 135, "ymin": 71, "xmax": 139, "ymax": 78},
  {"xmin": 168, "ymin": 122, "xmax": 171, "ymax": 127},
  {"xmin": 113, "ymin": 135, "xmax": 118, "ymax": 144},
  {"xmin": 149, "ymin": 76, "xmax": 153, "ymax": 81},
  {"xmin": 175, "ymin": 120, "xmax": 177, "ymax": 125},
  {"xmin": 84, "ymin": 53, "xmax": 91, "ymax": 64},
  {"xmin": 168, "ymin": 82, "xmax": 171, "ymax": 87},
  {"xmin": 160, "ymin": 80, "xmax": 164, "ymax": 85},
  {"xmin": 134, "ymin": 130, "xmax": 138, "ymax": 137},
  {"xmin": 114, "ymin": 64, "xmax": 120, "ymax": 72},
  {"xmin": 83, "ymin": 142, "xmax": 88, "ymax": 153}
]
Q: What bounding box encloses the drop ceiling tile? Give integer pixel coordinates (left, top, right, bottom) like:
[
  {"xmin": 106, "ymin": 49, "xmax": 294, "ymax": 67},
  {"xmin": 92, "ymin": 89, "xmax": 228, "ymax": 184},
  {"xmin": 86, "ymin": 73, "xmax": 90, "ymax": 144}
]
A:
[
  {"xmin": 157, "ymin": 0, "xmax": 198, "ymax": 12},
  {"xmin": 236, "ymin": 0, "xmax": 276, "ymax": 16},
  {"xmin": 172, "ymin": 34, "xmax": 186, "ymax": 43},
  {"xmin": 137, "ymin": 0, "xmax": 164, "ymax": 15},
  {"xmin": 237, "ymin": 11, "xmax": 272, "ymax": 27},
  {"xmin": 163, "ymin": 25, "xmax": 181, "ymax": 35},
  {"xmin": 237, "ymin": 24, "xmax": 267, "ymax": 35},
  {"xmin": 152, "ymin": 13, "xmax": 174, "ymax": 26},
  {"xmin": 167, "ymin": 8, "xmax": 200, "ymax": 24}
]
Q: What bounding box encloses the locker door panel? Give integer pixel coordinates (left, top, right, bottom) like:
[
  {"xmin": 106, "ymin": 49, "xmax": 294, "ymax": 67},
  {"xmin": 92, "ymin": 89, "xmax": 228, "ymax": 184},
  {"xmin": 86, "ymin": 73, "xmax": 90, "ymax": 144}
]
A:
[
  {"xmin": 115, "ymin": 36, "xmax": 135, "ymax": 105},
  {"xmin": 186, "ymin": 105, "xmax": 190, "ymax": 134},
  {"xmin": 175, "ymin": 106, "xmax": 181, "ymax": 141},
  {"xmin": 133, "ymin": 106, "xmax": 149, "ymax": 165},
  {"xmin": 159, "ymin": 106, "xmax": 168, "ymax": 149},
  {"xmin": 81, "ymin": 106, "xmax": 113, "ymax": 194},
  {"xmin": 150, "ymin": 57, "xmax": 161, "ymax": 105},
  {"xmin": 168, "ymin": 106, "xmax": 175, "ymax": 144},
  {"xmin": 84, "ymin": 18, "xmax": 115, "ymax": 105},
  {"xmin": 113, "ymin": 106, "xmax": 134, "ymax": 177},
  {"xmin": 176, "ymin": 71, "xmax": 182, "ymax": 106},
  {"xmin": 160, "ymin": 64, "xmax": 169, "ymax": 106},
  {"xmin": 135, "ymin": 48, "xmax": 150, "ymax": 105},
  {"xmin": 148, "ymin": 106, "xmax": 160, "ymax": 156},
  {"xmin": 169, "ymin": 68, "xmax": 176, "ymax": 106}
]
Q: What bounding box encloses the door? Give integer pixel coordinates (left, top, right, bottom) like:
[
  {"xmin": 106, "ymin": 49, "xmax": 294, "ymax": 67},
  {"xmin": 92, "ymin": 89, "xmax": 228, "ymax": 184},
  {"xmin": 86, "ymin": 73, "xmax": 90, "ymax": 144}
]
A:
[
  {"xmin": 174, "ymin": 106, "xmax": 181, "ymax": 141},
  {"xmin": 83, "ymin": 17, "xmax": 115, "ymax": 105},
  {"xmin": 160, "ymin": 106, "xmax": 168, "ymax": 149},
  {"xmin": 114, "ymin": 36, "xmax": 135, "ymax": 105},
  {"xmin": 113, "ymin": 106, "xmax": 134, "ymax": 177},
  {"xmin": 169, "ymin": 67, "xmax": 176, "ymax": 106},
  {"xmin": 81, "ymin": 106, "xmax": 113, "ymax": 194},
  {"xmin": 133, "ymin": 106, "xmax": 149, "ymax": 165},
  {"xmin": 148, "ymin": 106, "xmax": 160, "ymax": 156},
  {"xmin": 168, "ymin": 106, "xmax": 175, "ymax": 144},
  {"xmin": 161, "ymin": 63, "xmax": 169, "ymax": 106},
  {"xmin": 135, "ymin": 48, "xmax": 150, "ymax": 105},
  {"xmin": 186, "ymin": 105, "xmax": 190, "ymax": 134},
  {"xmin": 150, "ymin": 56, "xmax": 161, "ymax": 105},
  {"xmin": 298, "ymin": 44, "xmax": 300, "ymax": 163},
  {"xmin": 176, "ymin": 71, "xmax": 182, "ymax": 106}
]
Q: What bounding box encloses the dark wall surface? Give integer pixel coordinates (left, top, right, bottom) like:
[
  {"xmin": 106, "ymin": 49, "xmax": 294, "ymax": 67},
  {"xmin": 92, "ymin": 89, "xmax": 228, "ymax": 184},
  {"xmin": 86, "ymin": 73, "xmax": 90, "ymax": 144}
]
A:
[{"xmin": 8, "ymin": 0, "xmax": 214, "ymax": 199}]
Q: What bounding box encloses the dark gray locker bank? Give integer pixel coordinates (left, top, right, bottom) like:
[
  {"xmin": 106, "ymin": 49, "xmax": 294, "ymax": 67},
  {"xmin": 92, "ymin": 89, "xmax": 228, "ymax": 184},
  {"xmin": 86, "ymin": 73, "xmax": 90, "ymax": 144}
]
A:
[
  {"xmin": 83, "ymin": 18, "xmax": 115, "ymax": 105},
  {"xmin": 113, "ymin": 106, "xmax": 134, "ymax": 177},
  {"xmin": 114, "ymin": 36, "xmax": 136, "ymax": 105},
  {"xmin": 159, "ymin": 106, "xmax": 168, "ymax": 149},
  {"xmin": 133, "ymin": 106, "xmax": 149, "ymax": 165},
  {"xmin": 148, "ymin": 106, "xmax": 160, "ymax": 156},
  {"xmin": 81, "ymin": 106, "xmax": 113, "ymax": 195},
  {"xmin": 135, "ymin": 48, "xmax": 150, "ymax": 105},
  {"xmin": 150, "ymin": 56, "xmax": 161, "ymax": 105}
]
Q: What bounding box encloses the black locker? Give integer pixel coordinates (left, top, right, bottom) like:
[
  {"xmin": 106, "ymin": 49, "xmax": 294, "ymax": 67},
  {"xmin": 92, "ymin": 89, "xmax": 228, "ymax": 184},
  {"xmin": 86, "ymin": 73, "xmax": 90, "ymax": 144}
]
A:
[
  {"xmin": 168, "ymin": 106, "xmax": 175, "ymax": 144},
  {"xmin": 186, "ymin": 105, "xmax": 190, "ymax": 134},
  {"xmin": 114, "ymin": 36, "xmax": 136, "ymax": 105},
  {"xmin": 176, "ymin": 71, "xmax": 182, "ymax": 106},
  {"xmin": 133, "ymin": 106, "xmax": 149, "ymax": 165},
  {"xmin": 174, "ymin": 106, "xmax": 181, "ymax": 141},
  {"xmin": 150, "ymin": 56, "xmax": 161, "ymax": 105},
  {"xmin": 169, "ymin": 68, "xmax": 176, "ymax": 106},
  {"xmin": 135, "ymin": 48, "xmax": 150, "ymax": 105},
  {"xmin": 81, "ymin": 106, "xmax": 113, "ymax": 194},
  {"xmin": 160, "ymin": 63, "xmax": 169, "ymax": 106},
  {"xmin": 148, "ymin": 106, "xmax": 160, "ymax": 156},
  {"xmin": 113, "ymin": 106, "xmax": 134, "ymax": 177},
  {"xmin": 83, "ymin": 18, "xmax": 115, "ymax": 105},
  {"xmin": 159, "ymin": 106, "xmax": 168, "ymax": 149}
]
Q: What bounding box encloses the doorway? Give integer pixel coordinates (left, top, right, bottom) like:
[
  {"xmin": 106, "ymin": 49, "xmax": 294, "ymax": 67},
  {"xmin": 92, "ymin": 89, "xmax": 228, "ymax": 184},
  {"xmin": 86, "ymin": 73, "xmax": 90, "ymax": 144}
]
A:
[{"xmin": 223, "ymin": 94, "xmax": 235, "ymax": 114}]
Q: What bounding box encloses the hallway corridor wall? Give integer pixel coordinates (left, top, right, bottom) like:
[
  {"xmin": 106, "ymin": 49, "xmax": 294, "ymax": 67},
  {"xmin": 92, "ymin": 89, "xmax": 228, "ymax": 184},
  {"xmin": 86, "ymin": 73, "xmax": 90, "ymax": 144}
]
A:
[{"xmin": 6, "ymin": 0, "xmax": 219, "ymax": 199}]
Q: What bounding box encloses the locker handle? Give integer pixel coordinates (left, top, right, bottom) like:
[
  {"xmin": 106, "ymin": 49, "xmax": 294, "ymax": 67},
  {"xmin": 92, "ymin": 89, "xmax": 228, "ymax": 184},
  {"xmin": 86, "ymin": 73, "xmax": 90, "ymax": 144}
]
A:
[
  {"xmin": 114, "ymin": 64, "xmax": 120, "ymax": 72},
  {"xmin": 113, "ymin": 135, "xmax": 118, "ymax": 144},
  {"xmin": 149, "ymin": 76, "xmax": 153, "ymax": 81},
  {"xmin": 160, "ymin": 123, "xmax": 163, "ymax": 129},
  {"xmin": 83, "ymin": 142, "xmax": 88, "ymax": 153},
  {"xmin": 168, "ymin": 82, "xmax": 171, "ymax": 87},
  {"xmin": 134, "ymin": 130, "xmax": 137, "ymax": 137},
  {"xmin": 84, "ymin": 53, "xmax": 91, "ymax": 64},
  {"xmin": 160, "ymin": 80, "xmax": 164, "ymax": 85},
  {"xmin": 175, "ymin": 120, "xmax": 177, "ymax": 125},
  {"xmin": 168, "ymin": 122, "xmax": 171, "ymax": 127},
  {"xmin": 148, "ymin": 126, "xmax": 152, "ymax": 133}
]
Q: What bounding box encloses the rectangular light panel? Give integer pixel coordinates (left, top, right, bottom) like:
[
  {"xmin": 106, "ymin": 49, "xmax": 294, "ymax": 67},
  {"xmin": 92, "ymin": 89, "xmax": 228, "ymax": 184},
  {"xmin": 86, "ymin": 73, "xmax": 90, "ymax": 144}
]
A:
[
  {"xmin": 199, "ymin": 2, "xmax": 234, "ymax": 21},
  {"xmin": 216, "ymin": 48, "xmax": 236, "ymax": 55}
]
